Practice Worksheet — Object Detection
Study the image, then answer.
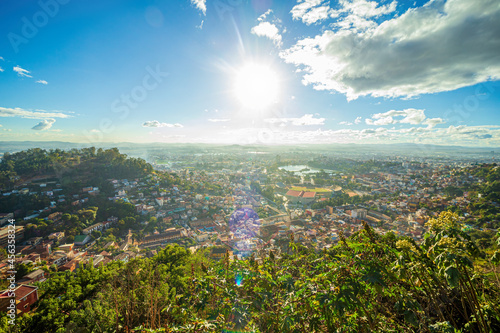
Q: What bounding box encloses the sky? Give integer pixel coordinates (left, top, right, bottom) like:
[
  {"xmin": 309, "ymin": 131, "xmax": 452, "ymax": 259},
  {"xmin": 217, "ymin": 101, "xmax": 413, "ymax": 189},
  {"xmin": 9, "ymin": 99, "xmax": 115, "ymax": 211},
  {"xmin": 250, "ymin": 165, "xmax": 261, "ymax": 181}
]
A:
[{"xmin": 0, "ymin": 0, "xmax": 499, "ymax": 146}]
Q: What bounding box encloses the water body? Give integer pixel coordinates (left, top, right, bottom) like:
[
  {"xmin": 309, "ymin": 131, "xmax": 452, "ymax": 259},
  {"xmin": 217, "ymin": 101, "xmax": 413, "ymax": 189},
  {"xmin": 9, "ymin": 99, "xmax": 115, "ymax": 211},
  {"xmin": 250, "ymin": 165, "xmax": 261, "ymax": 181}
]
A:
[{"xmin": 279, "ymin": 165, "xmax": 334, "ymax": 176}]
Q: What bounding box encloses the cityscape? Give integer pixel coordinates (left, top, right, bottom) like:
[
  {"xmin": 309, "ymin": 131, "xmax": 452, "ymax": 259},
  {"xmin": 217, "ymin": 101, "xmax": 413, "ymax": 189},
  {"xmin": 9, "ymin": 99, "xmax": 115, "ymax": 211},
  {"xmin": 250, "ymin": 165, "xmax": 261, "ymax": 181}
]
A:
[{"xmin": 0, "ymin": 0, "xmax": 500, "ymax": 332}]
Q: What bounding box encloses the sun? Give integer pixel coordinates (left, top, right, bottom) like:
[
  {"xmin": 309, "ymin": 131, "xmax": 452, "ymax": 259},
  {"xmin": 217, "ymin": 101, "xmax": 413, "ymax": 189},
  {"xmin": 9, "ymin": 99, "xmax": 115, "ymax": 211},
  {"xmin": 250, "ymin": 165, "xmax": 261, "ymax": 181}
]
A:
[{"xmin": 233, "ymin": 63, "xmax": 279, "ymax": 110}]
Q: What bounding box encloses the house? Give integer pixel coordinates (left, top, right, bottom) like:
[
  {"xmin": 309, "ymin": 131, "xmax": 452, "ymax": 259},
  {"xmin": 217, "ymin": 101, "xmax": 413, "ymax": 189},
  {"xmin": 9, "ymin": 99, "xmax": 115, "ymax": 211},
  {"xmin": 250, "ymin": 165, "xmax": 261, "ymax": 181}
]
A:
[
  {"xmin": 48, "ymin": 232, "xmax": 65, "ymax": 241},
  {"xmin": 103, "ymin": 241, "xmax": 118, "ymax": 249},
  {"xmin": 155, "ymin": 197, "xmax": 164, "ymax": 206},
  {"xmin": 0, "ymin": 213, "xmax": 14, "ymax": 226},
  {"xmin": 140, "ymin": 229, "xmax": 187, "ymax": 248},
  {"xmin": 210, "ymin": 246, "xmax": 233, "ymax": 261},
  {"xmin": 51, "ymin": 253, "xmax": 68, "ymax": 266},
  {"xmin": 74, "ymin": 235, "xmax": 91, "ymax": 246},
  {"xmin": 18, "ymin": 269, "xmax": 46, "ymax": 284},
  {"xmin": 59, "ymin": 259, "xmax": 78, "ymax": 272},
  {"xmin": 82, "ymin": 222, "xmax": 103, "ymax": 235},
  {"xmin": 0, "ymin": 225, "xmax": 24, "ymax": 248},
  {"xmin": 25, "ymin": 237, "xmax": 43, "ymax": 246},
  {"xmin": 114, "ymin": 253, "xmax": 130, "ymax": 263},
  {"xmin": 47, "ymin": 212, "xmax": 62, "ymax": 222},
  {"xmin": 0, "ymin": 285, "xmax": 39, "ymax": 314}
]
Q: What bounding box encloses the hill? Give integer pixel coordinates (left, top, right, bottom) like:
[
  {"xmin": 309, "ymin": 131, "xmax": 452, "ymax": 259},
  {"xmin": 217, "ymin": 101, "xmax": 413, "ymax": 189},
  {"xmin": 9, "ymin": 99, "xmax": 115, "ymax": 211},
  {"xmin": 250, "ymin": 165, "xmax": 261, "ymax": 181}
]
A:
[{"xmin": 2, "ymin": 212, "xmax": 499, "ymax": 332}]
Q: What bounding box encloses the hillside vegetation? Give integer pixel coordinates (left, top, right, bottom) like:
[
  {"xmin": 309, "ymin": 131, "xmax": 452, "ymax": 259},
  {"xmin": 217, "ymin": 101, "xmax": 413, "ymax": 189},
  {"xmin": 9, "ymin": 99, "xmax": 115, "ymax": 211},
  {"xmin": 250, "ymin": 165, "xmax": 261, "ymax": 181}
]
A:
[
  {"xmin": 2, "ymin": 212, "xmax": 499, "ymax": 333},
  {"xmin": 0, "ymin": 147, "xmax": 152, "ymax": 190}
]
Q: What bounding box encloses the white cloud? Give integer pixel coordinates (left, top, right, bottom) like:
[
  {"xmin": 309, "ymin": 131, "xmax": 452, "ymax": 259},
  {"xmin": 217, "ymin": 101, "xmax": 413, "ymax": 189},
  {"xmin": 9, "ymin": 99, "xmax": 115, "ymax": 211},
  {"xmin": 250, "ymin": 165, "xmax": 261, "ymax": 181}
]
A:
[
  {"xmin": 0, "ymin": 56, "xmax": 4, "ymax": 61},
  {"xmin": 251, "ymin": 22, "xmax": 282, "ymax": 47},
  {"xmin": 191, "ymin": 0, "xmax": 206, "ymax": 15},
  {"xmin": 32, "ymin": 119, "xmax": 55, "ymax": 131},
  {"xmin": 0, "ymin": 107, "xmax": 72, "ymax": 119},
  {"xmin": 265, "ymin": 114, "xmax": 325, "ymax": 126},
  {"xmin": 424, "ymin": 117, "xmax": 445, "ymax": 128},
  {"xmin": 208, "ymin": 118, "xmax": 230, "ymax": 122},
  {"xmin": 13, "ymin": 66, "xmax": 32, "ymax": 78},
  {"xmin": 339, "ymin": 121, "xmax": 353, "ymax": 125},
  {"xmin": 36, "ymin": 80, "xmax": 48, "ymax": 85},
  {"xmin": 142, "ymin": 120, "xmax": 183, "ymax": 128},
  {"xmin": 340, "ymin": 0, "xmax": 397, "ymax": 19},
  {"xmin": 365, "ymin": 109, "xmax": 443, "ymax": 127},
  {"xmin": 258, "ymin": 9, "xmax": 274, "ymax": 22},
  {"xmin": 291, "ymin": 0, "xmax": 336, "ymax": 25},
  {"xmin": 354, "ymin": 116, "xmax": 362, "ymax": 124},
  {"xmin": 281, "ymin": 0, "xmax": 500, "ymax": 100}
]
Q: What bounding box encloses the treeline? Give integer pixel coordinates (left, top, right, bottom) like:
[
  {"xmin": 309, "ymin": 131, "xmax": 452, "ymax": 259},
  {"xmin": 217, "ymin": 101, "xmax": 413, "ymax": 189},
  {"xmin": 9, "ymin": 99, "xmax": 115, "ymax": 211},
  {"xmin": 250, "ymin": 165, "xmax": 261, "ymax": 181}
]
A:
[
  {"xmin": 0, "ymin": 147, "xmax": 153, "ymax": 190},
  {"xmin": 1, "ymin": 212, "xmax": 499, "ymax": 332}
]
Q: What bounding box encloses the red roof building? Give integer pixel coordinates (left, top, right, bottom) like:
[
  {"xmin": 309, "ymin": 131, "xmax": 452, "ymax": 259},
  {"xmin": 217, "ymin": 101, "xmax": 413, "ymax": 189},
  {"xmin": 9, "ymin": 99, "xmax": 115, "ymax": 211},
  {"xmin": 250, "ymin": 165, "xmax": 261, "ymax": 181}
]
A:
[
  {"xmin": 0, "ymin": 285, "xmax": 39, "ymax": 314},
  {"xmin": 285, "ymin": 190, "xmax": 316, "ymax": 205}
]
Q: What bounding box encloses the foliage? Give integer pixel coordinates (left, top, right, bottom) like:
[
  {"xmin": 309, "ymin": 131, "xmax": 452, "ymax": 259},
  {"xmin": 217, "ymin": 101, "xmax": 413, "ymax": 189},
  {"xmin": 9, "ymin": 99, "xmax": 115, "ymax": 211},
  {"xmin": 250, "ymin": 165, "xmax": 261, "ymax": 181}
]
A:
[{"xmin": 7, "ymin": 214, "xmax": 500, "ymax": 332}]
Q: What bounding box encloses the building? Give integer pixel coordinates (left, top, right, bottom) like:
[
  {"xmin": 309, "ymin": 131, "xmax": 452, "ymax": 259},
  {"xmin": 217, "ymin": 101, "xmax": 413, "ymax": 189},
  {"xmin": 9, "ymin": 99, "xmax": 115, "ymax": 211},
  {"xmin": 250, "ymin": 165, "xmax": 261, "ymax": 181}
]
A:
[
  {"xmin": 48, "ymin": 232, "xmax": 65, "ymax": 241},
  {"xmin": 18, "ymin": 269, "xmax": 47, "ymax": 284},
  {"xmin": 74, "ymin": 234, "xmax": 91, "ymax": 246},
  {"xmin": 140, "ymin": 229, "xmax": 187, "ymax": 248},
  {"xmin": 0, "ymin": 285, "xmax": 39, "ymax": 314},
  {"xmin": 285, "ymin": 190, "xmax": 316, "ymax": 205},
  {"xmin": 0, "ymin": 225, "xmax": 24, "ymax": 249},
  {"xmin": 82, "ymin": 222, "xmax": 104, "ymax": 235},
  {"xmin": 58, "ymin": 243, "xmax": 74, "ymax": 253},
  {"xmin": 351, "ymin": 208, "xmax": 367, "ymax": 220},
  {"xmin": 59, "ymin": 259, "xmax": 78, "ymax": 272},
  {"xmin": 210, "ymin": 246, "xmax": 233, "ymax": 261},
  {"xmin": 0, "ymin": 213, "xmax": 14, "ymax": 226}
]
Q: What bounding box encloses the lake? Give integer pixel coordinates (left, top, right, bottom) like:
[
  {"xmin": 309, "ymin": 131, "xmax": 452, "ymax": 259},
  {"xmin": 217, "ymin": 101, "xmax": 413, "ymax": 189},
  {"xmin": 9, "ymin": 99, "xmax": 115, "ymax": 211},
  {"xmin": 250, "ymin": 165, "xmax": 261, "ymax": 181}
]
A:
[{"xmin": 278, "ymin": 165, "xmax": 334, "ymax": 175}]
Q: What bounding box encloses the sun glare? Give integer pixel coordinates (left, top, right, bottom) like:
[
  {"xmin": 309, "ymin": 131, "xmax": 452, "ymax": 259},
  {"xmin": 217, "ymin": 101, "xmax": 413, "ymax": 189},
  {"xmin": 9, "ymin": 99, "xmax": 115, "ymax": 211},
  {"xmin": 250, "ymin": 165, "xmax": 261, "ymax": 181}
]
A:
[{"xmin": 233, "ymin": 63, "xmax": 279, "ymax": 110}]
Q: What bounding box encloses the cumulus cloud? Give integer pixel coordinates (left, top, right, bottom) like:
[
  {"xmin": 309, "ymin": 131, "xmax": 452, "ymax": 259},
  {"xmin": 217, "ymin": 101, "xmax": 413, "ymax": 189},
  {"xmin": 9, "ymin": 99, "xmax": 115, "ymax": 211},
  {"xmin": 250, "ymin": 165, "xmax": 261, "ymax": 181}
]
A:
[
  {"xmin": 365, "ymin": 109, "xmax": 445, "ymax": 127},
  {"xmin": 142, "ymin": 120, "xmax": 183, "ymax": 128},
  {"xmin": 282, "ymin": 0, "xmax": 500, "ymax": 100},
  {"xmin": 265, "ymin": 114, "xmax": 325, "ymax": 126},
  {"xmin": 13, "ymin": 66, "xmax": 32, "ymax": 78},
  {"xmin": 424, "ymin": 118, "xmax": 446, "ymax": 128},
  {"xmin": 32, "ymin": 119, "xmax": 55, "ymax": 131},
  {"xmin": 190, "ymin": 0, "xmax": 206, "ymax": 15},
  {"xmin": 0, "ymin": 106, "xmax": 72, "ymax": 119},
  {"xmin": 200, "ymin": 122, "xmax": 500, "ymax": 145},
  {"xmin": 291, "ymin": 0, "xmax": 336, "ymax": 25},
  {"xmin": 36, "ymin": 80, "xmax": 48, "ymax": 85},
  {"xmin": 251, "ymin": 22, "xmax": 282, "ymax": 47},
  {"xmin": 339, "ymin": 0, "xmax": 397, "ymax": 19},
  {"xmin": 354, "ymin": 116, "xmax": 362, "ymax": 124}
]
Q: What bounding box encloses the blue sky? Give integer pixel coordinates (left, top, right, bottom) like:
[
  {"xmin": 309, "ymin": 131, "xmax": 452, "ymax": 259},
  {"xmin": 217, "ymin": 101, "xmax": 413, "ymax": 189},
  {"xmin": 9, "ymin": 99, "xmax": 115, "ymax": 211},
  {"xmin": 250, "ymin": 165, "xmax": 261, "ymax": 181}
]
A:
[{"xmin": 0, "ymin": 0, "xmax": 499, "ymax": 146}]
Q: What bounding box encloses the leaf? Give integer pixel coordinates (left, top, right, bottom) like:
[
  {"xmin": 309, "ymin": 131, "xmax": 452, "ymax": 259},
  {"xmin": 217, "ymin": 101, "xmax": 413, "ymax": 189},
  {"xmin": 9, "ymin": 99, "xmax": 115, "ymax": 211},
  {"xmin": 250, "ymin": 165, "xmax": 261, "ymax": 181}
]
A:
[
  {"xmin": 404, "ymin": 310, "xmax": 418, "ymax": 326},
  {"xmin": 491, "ymin": 251, "xmax": 500, "ymax": 264},
  {"xmin": 444, "ymin": 266, "xmax": 460, "ymax": 288},
  {"xmin": 362, "ymin": 269, "xmax": 386, "ymax": 288}
]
